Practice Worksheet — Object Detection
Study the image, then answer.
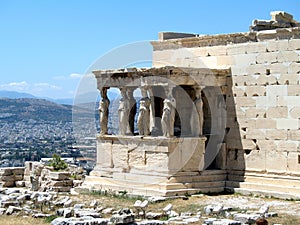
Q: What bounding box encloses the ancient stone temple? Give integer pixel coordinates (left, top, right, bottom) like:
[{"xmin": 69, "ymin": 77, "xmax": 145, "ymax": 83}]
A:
[{"xmin": 83, "ymin": 11, "xmax": 300, "ymax": 198}]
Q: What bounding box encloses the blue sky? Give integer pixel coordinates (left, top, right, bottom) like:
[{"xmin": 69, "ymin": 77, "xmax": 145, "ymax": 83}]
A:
[{"xmin": 0, "ymin": 0, "xmax": 299, "ymax": 99}]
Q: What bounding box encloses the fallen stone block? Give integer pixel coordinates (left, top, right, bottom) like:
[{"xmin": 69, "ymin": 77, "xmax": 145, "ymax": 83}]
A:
[
  {"xmin": 51, "ymin": 217, "xmax": 109, "ymax": 225},
  {"xmin": 233, "ymin": 213, "xmax": 260, "ymax": 224},
  {"xmin": 138, "ymin": 220, "xmax": 166, "ymax": 225},
  {"xmin": 212, "ymin": 219, "xmax": 242, "ymax": 225},
  {"xmin": 110, "ymin": 208, "xmax": 135, "ymax": 224},
  {"xmin": 49, "ymin": 172, "xmax": 71, "ymax": 181},
  {"xmin": 32, "ymin": 213, "xmax": 52, "ymax": 218},
  {"xmin": 5, "ymin": 206, "xmax": 22, "ymax": 215}
]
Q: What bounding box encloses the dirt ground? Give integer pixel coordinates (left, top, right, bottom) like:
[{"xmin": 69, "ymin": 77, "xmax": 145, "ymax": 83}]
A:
[{"xmin": 1, "ymin": 192, "xmax": 300, "ymax": 224}]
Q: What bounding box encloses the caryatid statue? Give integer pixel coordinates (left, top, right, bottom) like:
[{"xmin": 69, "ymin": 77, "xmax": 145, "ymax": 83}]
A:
[
  {"xmin": 161, "ymin": 99, "xmax": 175, "ymax": 137},
  {"xmin": 99, "ymin": 88, "xmax": 110, "ymax": 135},
  {"xmin": 137, "ymin": 99, "xmax": 151, "ymax": 135},
  {"xmin": 118, "ymin": 88, "xmax": 129, "ymax": 135},
  {"xmin": 137, "ymin": 86, "xmax": 151, "ymax": 135},
  {"xmin": 191, "ymin": 86, "xmax": 203, "ymax": 136}
]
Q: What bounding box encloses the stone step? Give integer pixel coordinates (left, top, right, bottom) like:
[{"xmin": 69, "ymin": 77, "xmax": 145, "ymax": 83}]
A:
[
  {"xmin": 235, "ymin": 182, "xmax": 300, "ymax": 195},
  {"xmin": 233, "ymin": 188, "xmax": 300, "ymax": 200},
  {"xmin": 227, "ymin": 172, "xmax": 300, "ymax": 187}
]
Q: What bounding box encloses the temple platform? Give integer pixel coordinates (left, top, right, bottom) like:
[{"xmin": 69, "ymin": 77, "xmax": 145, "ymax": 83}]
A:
[{"xmin": 80, "ymin": 135, "xmax": 227, "ymax": 196}]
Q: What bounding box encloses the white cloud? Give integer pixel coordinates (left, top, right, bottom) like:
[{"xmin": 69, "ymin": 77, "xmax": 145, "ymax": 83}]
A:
[
  {"xmin": 53, "ymin": 73, "xmax": 84, "ymax": 80},
  {"xmin": 34, "ymin": 83, "xmax": 61, "ymax": 90},
  {"xmin": 69, "ymin": 73, "xmax": 83, "ymax": 79},
  {"xmin": 0, "ymin": 81, "xmax": 29, "ymax": 91}
]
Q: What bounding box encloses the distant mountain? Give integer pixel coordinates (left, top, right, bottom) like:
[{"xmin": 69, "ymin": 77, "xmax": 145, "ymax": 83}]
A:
[
  {"xmin": 0, "ymin": 91, "xmax": 73, "ymax": 105},
  {"xmin": 0, "ymin": 98, "xmax": 73, "ymax": 122},
  {"xmin": 0, "ymin": 90, "xmax": 37, "ymax": 99}
]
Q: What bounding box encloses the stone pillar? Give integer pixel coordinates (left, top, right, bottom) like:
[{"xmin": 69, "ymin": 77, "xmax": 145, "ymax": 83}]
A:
[
  {"xmin": 118, "ymin": 87, "xmax": 129, "ymax": 135},
  {"xmin": 127, "ymin": 88, "xmax": 136, "ymax": 135},
  {"xmin": 99, "ymin": 87, "xmax": 110, "ymax": 135},
  {"xmin": 137, "ymin": 86, "xmax": 151, "ymax": 136},
  {"xmin": 161, "ymin": 86, "xmax": 176, "ymax": 137},
  {"xmin": 191, "ymin": 86, "xmax": 203, "ymax": 136}
]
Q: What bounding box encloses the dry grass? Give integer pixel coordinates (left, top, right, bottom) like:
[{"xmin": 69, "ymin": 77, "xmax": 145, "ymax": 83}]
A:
[{"xmin": 0, "ymin": 216, "xmax": 50, "ymax": 225}]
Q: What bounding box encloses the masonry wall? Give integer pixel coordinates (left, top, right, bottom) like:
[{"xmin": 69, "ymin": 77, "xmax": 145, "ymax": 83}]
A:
[{"xmin": 152, "ymin": 28, "xmax": 300, "ymax": 178}]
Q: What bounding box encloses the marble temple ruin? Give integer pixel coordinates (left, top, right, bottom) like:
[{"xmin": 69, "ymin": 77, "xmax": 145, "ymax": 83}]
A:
[{"xmin": 82, "ymin": 11, "xmax": 300, "ymax": 198}]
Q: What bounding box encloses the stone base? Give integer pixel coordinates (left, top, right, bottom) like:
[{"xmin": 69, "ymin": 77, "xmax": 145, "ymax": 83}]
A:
[{"xmin": 81, "ymin": 135, "xmax": 228, "ymax": 196}]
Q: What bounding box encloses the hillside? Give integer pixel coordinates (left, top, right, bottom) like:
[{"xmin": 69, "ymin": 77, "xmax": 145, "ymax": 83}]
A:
[{"xmin": 0, "ymin": 98, "xmax": 72, "ymax": 122}]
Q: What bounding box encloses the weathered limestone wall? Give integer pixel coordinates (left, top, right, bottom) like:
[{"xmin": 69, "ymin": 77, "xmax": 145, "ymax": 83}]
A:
[{"xmin": 152, "ymin": 28, "xmax": 300, "ymax": 182}]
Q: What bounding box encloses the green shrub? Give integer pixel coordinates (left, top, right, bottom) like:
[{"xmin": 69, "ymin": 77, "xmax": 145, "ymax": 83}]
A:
[{"xmin": 48, "ymin": 154, "xmax": 68, "ymax": 171}]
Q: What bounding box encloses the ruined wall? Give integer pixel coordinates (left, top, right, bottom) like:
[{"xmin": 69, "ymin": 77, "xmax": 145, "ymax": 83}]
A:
[{"xmin": 152, "ymin": 28, "xmax": 300, "ymax": 179}]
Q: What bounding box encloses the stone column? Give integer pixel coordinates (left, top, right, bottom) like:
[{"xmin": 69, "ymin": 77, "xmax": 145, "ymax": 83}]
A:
[
  {"xmin": 99, "ymin": 87, "xmax": 110, "ymax": 135},
  {"xmin": 191, "ymin": 86, "xmax": 203, "ymax": 136},
  {"xmin": 137, "ymin": 86, "xmax": 151, "ymax": 136},
  {"xmin": 118, "ymin": 87, "xmax": 129, "ymax": 135},
  {"xmin": 127, "ymin": 88, "xmax": 136, "ymax": 135},
  {"xmin": 161, "ymin": 86, "xmax": 176, "ymax": 137}
]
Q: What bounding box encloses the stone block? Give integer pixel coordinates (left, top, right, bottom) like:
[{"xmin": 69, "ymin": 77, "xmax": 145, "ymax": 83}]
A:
[
  {"xmin": 241, "ymin": 139, "xmax": 257, "ymax": 150},
  {"xmin": 247, "ymin": 42, "xmax": 268, "ymax": 53},
  {"xmin": 226, "ymin": 43, "xmax": 247, "ymax": 55},
  {"xmin": 256, "ymin": 52, "xmax": 277, "ymax": 64},
  {"xmin": 244, "ymin": 150, "xmax": 266, "ymax": 171},
  {"xmin": 257, "ymin": 140, "xmax": 277, "ymax": 151},
  {"xmin": 277, "ymin": 50, "xmax": 299, "ymax": 62},
  {"xmin": 278, "ymin": 74, "xmax": 299, "ymax": 85},
  {"xmin": 237, "ymin": 118, "xmax": 256, "ymax": 128},
  {"xmin": 245, "ymin": 86, "xmax": 266, "ymax": 96},
  {"xmin": 129, "ymin": 149, "xmax": 146, "ymax": 168},
  {"xmin": 256, "ymin": 30, "xmax": 278, "ymax": 41},
  {"xmin": 266, "ymin": 106, "xmax": 288, "ymax": 118},
  {"xmin": 288, "ymin": 39, "xmax": 300, "ymax": 50},
  {"xmin": 288, "ymin": 62, "xmax": 300, "ymax": 74},
  {"xmin": 246, "ymin": 64, "xmax": 267, "ymax": 75},
  {"xmin": 255, "ymin": 119, "xmax": 276, "ymax": 129},
  {"xmin": 276, "ymin": 140, "xmax": 298, "ymax": 152},
  {"xmin": 290, "ymin": 107, "xmax": 300, "ymax": 118},
  {"xmin": 266, "ymin": 129, "xmax": 287, "ymax": 140},
  {"xmin": 111, "ymin": 144, "xmax": 130, "ymax": 171},
  {"xmin": 287, "ymin": 152, "xmax": 300, "ymax": 173},
  {"xmin": 217, "ymin": 55, "xmax": 235, "ymax": 67},
  {"xmin": 266, "ymin": 85, "xmax": 287, "ymax": 97},
  {"xmin": 245, "ymin": 129, "xmax": 266, "ymax": 140},
  {"xmin": 96, "ymin": 141, "xmax": 113, "ymax": 168},
  {"xmin": 277, "ymin": 96, "xmax": 300, "ymax": 107},
  {"xmin": 207, "ymin": 45, "xmax": 227, "ymax": 56},
  {"xmin": 233, "ymin": 54, "xmax": 257, "ymax": 66},
  {"xmin": 232, "ymin": 86, "xmax": 246, "ymax": 97},
  {"xmin": 267, "ymin": 40, "xmax": 289, "ymax": 52},
  {"xmin": 256, "ymin": 74, "xmax": 277, "ymax": 86},
  {"xmin": 288, "ymin": 85, "xmax": 300, "ymax": 96},
  {"xmin": 189, "ymin": 47, "xmax": 209, "ymax": 57},
  {"xmin": 270, "ymin": 63, "xmax": 289, "ymax": 74},
  {"xmin": 277, "ymin": 119, "xmax": 299, "ymax": 129},
  {"xmin": 49, "ymin": 172, "xmax": 71, "ymax": 181},
  {"xmin": 49, "ymin": 180, "xmax": 73, "ymax": 187},
  {"xmin": 235, "ymin": 97, "xmax": 256, "ymax": 107},
  {"xmin": 266, "ymin": 150, "xmax": 287, "ymax": 173},
  {"xmin": 256, "ymin": 96, "xmax": 276, "ymax": 108},
  {"xmin": 288, "ymin": 130, "xmax": 300, "ymax": 141},
  {"xmin": 146, "ymin": 152, "xmax": 169, "ymax": 172},
  {"xmin": 245, "ymin": 108, "xmax": 266, "ymax": 118}
]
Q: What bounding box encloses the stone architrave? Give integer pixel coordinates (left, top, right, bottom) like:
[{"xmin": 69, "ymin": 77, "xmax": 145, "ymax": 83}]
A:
[
  {"xmin": 191, "ymin": 87, "xmax": 203, "ymax": 136},
  {"xmin": 99, "ymin": 98, "xmax": 109, "ymax": 135},
  {"xmin": 137, "ymin": 98, "xmax": 151, "ymax": 135},
  {"xmin": 118, "ymin": 88, "xmax": 129, "ymax": 135},
  {"xmin": 161, "ymin": 99, "xmax": 175, "ymax": 137}
]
